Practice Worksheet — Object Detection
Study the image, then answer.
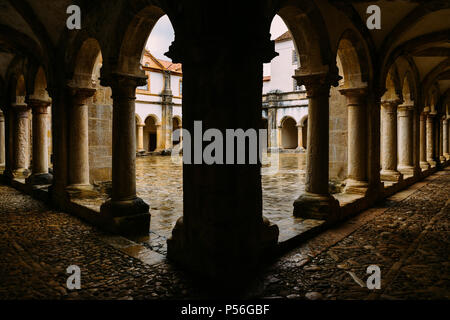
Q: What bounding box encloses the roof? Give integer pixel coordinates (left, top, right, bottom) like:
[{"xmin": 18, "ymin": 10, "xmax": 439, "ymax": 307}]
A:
[
  {"xmin": 141, "ymin": 50, "xmax": 182, "ymax": 74},
  {"xmin": 274, "ymin": 31, "xmax": 292, "ymax": 43},
  {"xmin": 263, "ymin": 76, "xmax": 271, "ymax": 82}
]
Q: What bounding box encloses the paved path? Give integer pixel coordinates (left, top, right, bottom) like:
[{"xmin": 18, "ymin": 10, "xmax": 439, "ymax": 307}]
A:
[{"xmin": 0, "ymin": 168, "xmax": 449, "ymax": 299}]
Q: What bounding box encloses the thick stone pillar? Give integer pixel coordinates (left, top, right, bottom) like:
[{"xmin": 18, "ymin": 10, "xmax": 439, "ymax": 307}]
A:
[
  {"xmin": 0, "ymin": 111, "xmax": 5, "ymax": 168},
  {"xmin": 67, "ymin": 88, "xmax": 95, "ymax": 191},
  {"xmin": 100, "ymin": 74, "xmax": 150, "ymax": 235},
  {"xmin": 165, "ymin": 8, "xmax": 279, "ymax": 284},
  {"xmin": 339, "ymin": 87, "xmax": 368, "ymax": 194},
  {"xmin": 136, "ymin": 123, "xmax": 145, "ymax": 153},
  {"xmin": 444, "ymin": 117, "xmax": 449, "ymax": 160},
  {"xmin": 420, "ymin": 112, "xmax": 430, "ymax": 170},
  {"xmin": 426, "ymin": 113, "xmax": 436, "ymax": 167},
  {"xmin": 380, "ymin": 99, "xmax": 403, "ymax": 182},
  {"xmin": 12, "ymin": 103, "xmax": 30, "ymax": 178},
  {"xmin": 293, "ymin": 72, "xmax": 339, "ymax": 220},
  {"xmin": 26, "ymin": 99, "xmax": 53, "ymax": 185},
  {"xmin": 397, "ymin": 103, "xmax": 415, "ymax": 175}
]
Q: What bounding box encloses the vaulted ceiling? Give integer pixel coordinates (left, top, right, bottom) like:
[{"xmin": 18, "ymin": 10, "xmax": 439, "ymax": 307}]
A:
[
  {"xmin": 0, "ymin": 0, "xmax": 449, "ymax": 103},
  {"xmin": 331, "ymin": 0, "xmax": 450, "ymax": 100}
]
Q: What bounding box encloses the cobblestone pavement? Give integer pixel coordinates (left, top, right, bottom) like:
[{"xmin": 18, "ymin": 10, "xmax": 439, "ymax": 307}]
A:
[{"xmin": 0, "ymin": 168, "xmax": 449, "ymax": 300}]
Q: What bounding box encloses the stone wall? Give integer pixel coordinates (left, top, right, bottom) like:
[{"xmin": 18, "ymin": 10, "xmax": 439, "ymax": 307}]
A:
[
  {"xmin": 329, "ymin": 86, "xmax": 348, "ymax": 180},
  {"xmin": 88, "ymin": 86, "xmax": 113, "ymax": 183}
]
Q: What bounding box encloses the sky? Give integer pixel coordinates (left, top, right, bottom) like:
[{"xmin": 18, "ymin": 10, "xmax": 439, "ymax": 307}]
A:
[{"xmin": 146, "ymin": 14, "xmax": 288, "ymax": 76}]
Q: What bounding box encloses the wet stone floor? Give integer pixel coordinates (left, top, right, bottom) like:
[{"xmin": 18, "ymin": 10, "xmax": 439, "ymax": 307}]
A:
[
  {"xmin": 99, "ymin": 153, "xmax": 320, "ymax": 254},
  {"xmin": 0, "ymin": 168, "xmax": 449, "ymax": 299}
]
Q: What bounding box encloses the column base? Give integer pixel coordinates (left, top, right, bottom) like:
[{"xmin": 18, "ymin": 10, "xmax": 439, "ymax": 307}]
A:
[
  {"xmin": 427, "ymin": 160, "xmax": 437, "ymax": 168},
  {"xmin": 420, "ymin": 161, "xmax": 430, "ymax": 170},
  {"xmin": 293, "ymin": 192, "xmax": 340, "ymax": 220},
  {"xmin": 100, "ymin": 197, "xmax": 150, "ymax": 236},
  {"xmin": 380, "ymin": 169, "xmax": 403, "ymax": 182},
  {"xmin": 167, "ymin": 215, "xmax": 278, "ymax": 283},
  {"xmin": 344, "ymin": 179, "xmax": 369, "ymax": 195},
  {"xmin": 295, "ymin": 146, "xmax": 306, "ymax": 153},
  {"xmin": 12, "ymin": 168, "xmax": 30, "ymax": 179},
  {"xmin": 397, "ymin": 165, "xmax": 415, "ymax": 176},
  {"xmin": 26, "ymin": 172, "xmax": 53, "ymax": 186},
  {"xmin": 439, "ymin": 156, "xmax": 447, "ymax": 163}
]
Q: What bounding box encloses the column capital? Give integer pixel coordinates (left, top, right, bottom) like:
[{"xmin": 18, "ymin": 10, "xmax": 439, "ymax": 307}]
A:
[
  {"xmin": 101, "ymin": 73, "xmax": 147, "ymax": 100},
  {"xmin": 68, "ymin": 87, "xmax": 96, "ymax": 106},
  {"xmin": 381, "ymin": 98, "xmax": 402, "ymax": 111},
  {"xmin": 26, "ymin": 98, "xmax": 51, "ymax": 114},
  {"xmin": 293, "ymin": 71, "xmax": 341, "ymax": 98},
  {"xmin": 427, "ymin": 112, "xmax": 437, "ymax": 119},
  {"xmin": 398, "ymin": 103, "xmax": 415, "ymax": 112},
  {"xmin": 339, "ymin": 86, "xmax": 368, "ymax": 106},
  {"xmin": 11, "ymin": 103, "xmax": 30, "ymax": 116},
  {"xmin": 420, "ymin": 111, "xmax": 429, "ymax": 121},
  {"xmin": 137, "ymin": 123, "xmax": 145, "ymax": 128}
]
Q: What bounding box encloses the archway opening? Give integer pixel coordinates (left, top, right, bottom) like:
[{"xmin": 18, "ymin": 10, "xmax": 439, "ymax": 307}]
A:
[
  {"xmin": 281, "ymin": 117, "xmax": 298, "ymax": 149},
  {"xmin": 144, "ymin": 116, "xmax": 158, "ymax": 152}
]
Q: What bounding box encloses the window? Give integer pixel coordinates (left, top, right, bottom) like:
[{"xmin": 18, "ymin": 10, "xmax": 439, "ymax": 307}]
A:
[
  {"xmin": 179, "ymin": 79, "xmax": 182, "ymax": 96},
  {"xmin": 292, "ymin": 50, "xmax": 298, "ymax": 65}
]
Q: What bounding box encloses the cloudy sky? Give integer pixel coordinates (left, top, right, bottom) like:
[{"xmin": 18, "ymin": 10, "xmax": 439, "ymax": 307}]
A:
[{"xmin": 146, "ymin": 14, "xmax": 288, "ymax": 75}]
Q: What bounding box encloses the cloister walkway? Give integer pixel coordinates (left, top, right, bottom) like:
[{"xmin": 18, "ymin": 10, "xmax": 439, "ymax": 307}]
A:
[{"xmin": 0, "ymin": 168, "xmax": 449, "ymax": 300}]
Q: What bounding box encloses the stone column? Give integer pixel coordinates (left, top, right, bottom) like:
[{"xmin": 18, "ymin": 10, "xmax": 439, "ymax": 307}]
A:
[
  {"xmin": 267, "ymin": 93, "xmax": 279, "ymax": 151},
  {"xmin": 67, "ymin": 88, "xmax": 95, "ymax": 191},
  {"xmin": 426, "ymin": 113, "xmax": 436, "ymax": 167},
  {"xmin": 0, "ymin": 110, "xmax": 5, "ymax": 168},
  {"xmin": 12, "ymin": 103, "xmax": 30, "ymax": 178},
  {"xmin": 397, "ymin": 103, "xmax": 415, "ymax": 175},
  {"xmin": 293, "ymin": 72, "xmax": 339, "ymax": 219},
  {"xmin": 444, "ymin": 117, "xmax": 449, "ymax": 160},
  {"xmin": 100, "ymin": 73, "xmax": 150, "ymax": 235},
  {"xmin": 439, "ymin": 117, "xmax": 446, "ymax": 162},
  {"xmin": 296, "ymin": 124, "xmax": 305, "ymax": 151},
  {"xmin": 339, "ymin": 87, "xmax": 368, "ymax": 194},
  {"xmin": 26, "ymin": 99, "xmax": 53, "ymax": 185},
  {"xmin": 136, "ymin": 123, "xmax": 145, "ymax": 153},
  {"xmin": 380, "ymin": 99, "xmax": 403, "ymax": 182},
  {"xmin": 419, "ymin": 112, "xmax": 430, "ymax": 170}
]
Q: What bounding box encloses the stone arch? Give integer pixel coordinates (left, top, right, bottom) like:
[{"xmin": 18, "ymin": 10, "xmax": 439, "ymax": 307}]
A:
[
  {"xmin": 71, "ymin": 38, "xmax": 103, "ymax": 87},
  {"xmin": 401, "ymin": 72, "xmax": 415, "ymax": 105},
  {"xmin": 382, "ymin": 64, "xmax": 402, "ymax": 102},
  {"xmin": 277, "ymin": 0, "xmax": 335, "ymax": 74},
  {"xmin": 172, "ymin": 115, "xmax": 182, "ymax": 128},
  {"xmin": 144, "ymin": 114, "xmax": 160, "ymax": 152},
  {"xmin": 335, "ymin": 29, "xmax": 371, "ymax": 88},
  {"xmin": 29, "ymin": 67, "xmax": 51, "ymax": 101},
  {"xmin": 280, "ymin": 116, "xmax": 298, "ymax": 149},
  {"xmin": 16, "ymin": 75, "xmax": 26, "ymax": 103},
  {"xmin": 135, "ymin": 114, "xmax": 144, "ymax": 126},
  {"xmin": 114, "ymin": 5, "xmax": 167, "ymax": 76}
]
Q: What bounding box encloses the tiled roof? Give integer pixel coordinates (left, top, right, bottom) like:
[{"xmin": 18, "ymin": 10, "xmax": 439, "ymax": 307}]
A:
[
  {"xmin": 274, "ymin": 31, "xmax": 292, "ymax": 42},
  {"xmin": 263, "ymin": 76, "xmax": 271, "ymax": 82},
  {"xmin": 142, "ymin": 50, "xmax": 182, "ymax": 73}
]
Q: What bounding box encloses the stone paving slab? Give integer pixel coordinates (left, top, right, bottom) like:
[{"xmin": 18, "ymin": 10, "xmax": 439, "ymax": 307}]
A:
[{"xmin": 0, "ymin": 168, "xmax": 449, "ymax": 299}]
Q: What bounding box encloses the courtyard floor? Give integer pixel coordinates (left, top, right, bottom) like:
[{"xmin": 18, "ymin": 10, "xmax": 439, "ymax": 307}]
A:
[{"xmin": 0, "ymin": 168, "xmax": 449, "ymax": 300}]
